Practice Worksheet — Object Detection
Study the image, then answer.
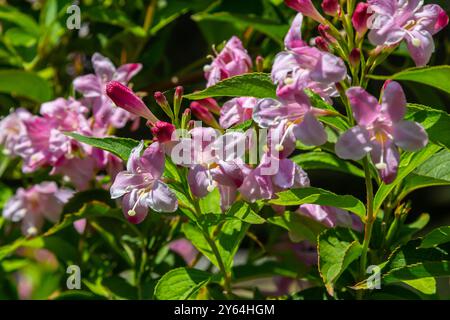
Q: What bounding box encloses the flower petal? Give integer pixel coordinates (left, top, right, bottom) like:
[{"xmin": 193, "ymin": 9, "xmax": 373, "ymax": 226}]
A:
[
  {"xmin": 346, "ymin": 87, "xmax": 380, "ymax": 126},
  {"xmin": 381, "ymin": 81, "xmax": 406, "ymax": 122},
  {"xmin": 140, "ymin": 142, "xmax": 165, "ymax": 179},
  {"xmin": 393, "ymin": 120, "xmax": 428, "ymax": 151},
  {"xmin": 145, "ymin": 181, "xmax": 178, "ymax": 213},
  {"xmin": 122, "ymin": 190, "xmax": 148, "ymax": 224},
  {"xmin": 110, "ymin": 171, "xmax": 148, "ymax": 199},
  {"xmin": 92, "ymin": 53, "xmax": 116, "ymax": 81},
  {"xmin": 188, "ymin": 164, "xmax": 211, "ymax": 198},
  {"xmin": 293, "ymin": 112, "xmax": 327, "ymax": 146},
  {"xmin": 335, "ymin": 126, "xmax": 371, "ymax": 160},
  {"xmin": 370, "ymin": 142, "xmax": 399, "ymax": 184},
  {"xmin": 273, "ymin": 158, "xmax": 296, "ymax": 189},
  {"xmin": 406, "ymin": 29, "xmax": 435, "ymax": 67}
]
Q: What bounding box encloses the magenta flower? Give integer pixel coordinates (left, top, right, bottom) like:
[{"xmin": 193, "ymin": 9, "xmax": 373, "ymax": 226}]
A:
[
  {"xmin": 297, "ymin": 204, "xmax": 363, "ymax": 231},
  {"xmin": 335, "ymin": 81, "xmax": 428, "ymax": 183},
  {"xmin": 151, "ymin": 121, "xmax": 176, "ymax": 143},
  {"xmin": 253, "ymin": 91, "xmax": 329, "ymax": 147},
  {"xmin": 219, "ymin": 97, "xmax": 258, "ymax": 129},
  {"xmin": 73, "ymin": 53, "xmax": 142, "ymax": 128},
  {"xmin": 0, "ymin": 108, "xmax": 31, "ymax": 156},
  {"xmin": 204, "ymin": 36, "xmax": 252, "ymax": 87},
  {"xmin": 367, "ymin": 0, "xmax": 448, "ymax": 66},
  {"xmin": 3, "ymin": 182, "xmax": 73, "ymax": 236},
  {"xmin": 352, "ymin": 2, "xmax": 372, "ymax": 36},
  {"xmin": 321, "ymin": 0, "xmax": 340, "ymax": 16},
  {"xmin": 110, "ymin": 141, "xmax": 178, "ymax": 224}
]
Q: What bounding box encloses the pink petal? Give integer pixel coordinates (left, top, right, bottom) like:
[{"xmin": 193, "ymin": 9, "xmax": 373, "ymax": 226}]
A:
[
  {"xmin": 122, "ymin": 190, "xmax": 148, "ymax": 224},
  {"xmin": 346, "ymin": 87, "xmax": 380, "ymax": 126},
  {"xmin": 145, "ymin": 181, "xmax": 178, "ymax": 213},
  {"xmin": 381, "ymin": 81, "xmax": 406, "ymax": 122},
  {"xmin": 293, "ymin": 112, "xmax": 327, "ymax": 146},
  {"xmin": 370, "ymin": 143, "xmax": 399, "ymax": 184},
  {"xmin": 393, "ymin": 120, "xmax": 428, "ymax": 151},
  {"xmin": 405, "ymin": 29, "xmax": 435, "ymax": 67},
  {"xmin": 335, "ymin": 126, "xmax": 371, "ymax": 160}
]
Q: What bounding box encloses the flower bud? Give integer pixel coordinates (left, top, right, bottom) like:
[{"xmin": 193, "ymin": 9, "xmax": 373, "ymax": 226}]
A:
[
  {"xmin": 106, "ymin": 81, "xmax": 158, "ymax": 124},
  {"xmin": 154, "ymin": 91, "xmax": 174, "ymax": 118},
  {"xmin": 321, "ymin": 0, "xmax": 339, "ymax": 16},
  {"xmin": 349, "ymin": 48, "xmax": 361, "ymax": 67},
  {"xmin": 318, "ymin": 24, "xmax": 336, "ymax": 43},
  {"xmin": 315, "ymin": 36, "xmax": 330, "ymax": 52},
  {"xmin": 190, "ymin": 101, "xmax": 220, "ymax": 128},
  {"xmin": 151, "ymin": 121, "xmax": 176, "ymax": 143},
  {"xmin": 197, "ymin": 98, "xmax": 221, "ymax": 115},
  {"xmin": 181, "ymin": 108, "xmax": 191, "ymax": 130},
  {"xmin": 352, "ymin": 2, "xmax": 372, "ymax": 36},
  {"xmin": 173, "ymin": 86, "xmax": 184, "ymax": 119},
  {"xmin": 256, "ymin": 56, "xmax": 264, "ymax": 72},
  {"xmin": 285, "ymin": 0, "xmax": 326, "ymax": 24}
]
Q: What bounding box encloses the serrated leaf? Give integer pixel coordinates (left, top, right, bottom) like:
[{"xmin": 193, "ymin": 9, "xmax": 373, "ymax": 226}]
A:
[
  {"xmin": 154, "ymin": 267, "xmax": 211, "ymax": 300},
  {"xmin": 64, "ymin": 133, "xmax": 140, "ymax": 161},
  {"xmin": 269, "ymin": 187, "xmax": 366, "ymax": 219},
  {"xmin": 369, "ymin": 66, "xmax": 450, "ymax": 95},
  {"xmin": 318, "ymin": 228, "xmax": 362, "ymax": 295},
  {"xmin": 184, "ymin": 73, "xmax": 276, "ymax": 100}
]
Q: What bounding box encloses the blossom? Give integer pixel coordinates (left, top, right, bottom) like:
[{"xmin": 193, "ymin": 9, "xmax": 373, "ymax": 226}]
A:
[
  {"xmin": 285, "ymin": 0, "xmax": 326, "ymax": 24},
  {"xmin": 73, "ymin": 53, "xmax": 142, "ymax": 128},
  {"xmin": 367, "ymin": 0, "xmax": 448, "ymax": 66},
  {"xmin": 3, "ymin": 182, "xmax": 73, "ymax": 236},
  {"xmin": 335, "ymin": 81, "xmax": 428, "ymax": 183},
  {"xmin": 352, "ymin": 2, "xmax": 372, "ymax": 36},
  {"xmin": 110, "ymin": 141, "xmax": 178, "ymax": 224},
  {"xmin": 204, "ymin": 36, "xmax": 252, "ymax": 87},
  {"xmin": 239, "ymin": 153, "xmax": 310, "ymax": 203},
  {"xmin": 321, "ymin": 0, "xmax": 340, "ymax": 16},
  {"xmin": 297, "ymin": 204, "xmax": 363, "ymax": 231},
  {"xmin": 272, "ymin": 14, "xmax": 347, "ymax": 101},
  {"xmin": 0, "ymin": 108, "xmax": 31, "ymax": 156},
  {"xmin": 219, "ymin": 97, "xmax": 258, "ymax": 129},
  {"xmin": 253, "ymin": 91, "xmax": 329, "ymax": 147},
  {"xmin": 169, "ymin": 239, "xmax": 198, "ymax": 265}
]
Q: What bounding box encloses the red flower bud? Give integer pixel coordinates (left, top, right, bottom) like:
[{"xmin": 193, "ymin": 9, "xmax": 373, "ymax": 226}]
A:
[
  {"xmin": 349, "ymin": 48, "xmax": 361, "ymax": 67},
  {"xmin": 315, "ymin": 37, "xmax": 330, "ymax": 52},
  {"xmin": 318, "ymin": 24, "xmax": 336, "ymax": 43},
  {"xmin": 321, "ymin": 0, "xmax": 339, "ymax": 16},
  {"xmin": 190, "ymin": 101, "xmax": 215, "ymax": 124},
  {"xmin": 151, "ymin": 121, "xmax": 176, "ymax": 143},
  {"xmin": 352, "ymin": 3, "xmax": 372, "ymax": 35},
  {"xmin": 106, "ymin": 81, "xmax": 158, "ymax": 123}
]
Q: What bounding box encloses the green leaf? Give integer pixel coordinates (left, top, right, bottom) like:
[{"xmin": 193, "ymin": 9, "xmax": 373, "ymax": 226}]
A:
[
  {"xmin": 268, "ymin": 211, "xmax": 326, "ymax": 243},
  {"xmin": 402, "ymin": 277, "xmax": 436, "ymax": 295},
  {"xmin": 373, "ymin": 143, "xmax": 441, "ymax": 214},
  {"xmin": 154, "ymin": 267, "xmax": 211, "ymax": 300},
  {"xmin": 269, "ymin": 187, "xmax": 366, "ymax": 219},
  {"xmin": 369, "ymin": 66, "xmax": 450, "ymax": 95},
  {"xmin": 0, "ymin": 6, "xmax": 39, "ymax": 36},
  {"xmin": 192, "ymin": 12, "xmax": 288, "ymax": 43},
  {"xmin": 400, "ymin": 149, "xmax": 450, "ymax": 199},
  {"xmin": 0, "ymin": 70, "xmax": 52, "ymax": 103},
  {"xmin": 184, "ymin": 73, "xmax": 277, "ymax": 100},
  {"xmin": 419, "ymin": 226, "xmax": 450, "ymax": 249},
  {"xmin": 318, "ymin": 228, "xmax": 362, "ymax": 295},
  {"xmin": 226, "ymin": 201, "xmax": 265, "ymax": 224},
  {"xmin": 64, "ymin": 133, "xmax": 140, "ymax": 161},
  {"xmin": 354, "ymin": 240, "xmax": 450, "ymax": 289},
  {"xmin": 291, "ymin": 151, "xmax": 364, "ymax": 178},
  {"xmin": 406, "ymin": 104, "xmax": 450, "ymax": 149},
  {"xmin": 44, "ymin": 202, "xmax": 121, "ymax": 237},
  {"xmin": 395, "ymin": 213, "xmax": 430, "ymax": 246}
]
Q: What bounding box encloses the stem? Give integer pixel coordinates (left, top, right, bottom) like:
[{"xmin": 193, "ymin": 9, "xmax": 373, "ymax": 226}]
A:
[
  {"xmin": 192, "ymin": 201, "xmax": 233, "ymax": 297},
  {"xmin": 357, "ymin": 157, "xmax": 375, "ymax": 300}
]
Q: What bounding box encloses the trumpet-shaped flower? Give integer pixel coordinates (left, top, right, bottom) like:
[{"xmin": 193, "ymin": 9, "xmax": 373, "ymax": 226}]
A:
[
  {"xmin": 297, "ymin": 204, "xmax": 363, "ymax": 231},
  {"xmin": 367, "ymin": 0, "xmax": 448, "ymax": 66},
  {"xmin": 219, "ymin": 97, "xmax": 258, "ymax": 129},
  {"xmin": 73, "ymin": 53, "xmax": 142, "ymax": 128},
  {"xmin": 204, "ymin": 36, "xmax": 252, "ymax": 87},
  {"xmin": 3, "ymin": 182, "xmax": 73, "ymax": 236},
  {"xmin": 110, "ymin": 141, "xmax": 178, "ymax": 224},
  {"xmin": 335, "ymin": 81, "xmax": 428, "ymax": 183},
  {"xmin": 0, "ymin": 108, "xmax": 31, "ymax": 156}
]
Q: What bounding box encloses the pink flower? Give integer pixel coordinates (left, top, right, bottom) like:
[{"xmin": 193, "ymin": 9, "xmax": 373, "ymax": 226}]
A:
[
  {"xmin": 253, "ymin": 91, "xmax": 329, "ymax": 147},
  {"xmin": 352, "ymin": 2, "xmax": 372, "ymax": 36},
  {"xmin": 285, "ymin": 0, "xmax": 326, "ymax": 24},
  {"xmin": 321, "ymin": 0, "xmax": 340, "ymax": 16},
  {"xmin": 3, "ymin": 182, "xmax": 73, "ymax": 236},
  {"xmin": 367, "ymin": 0, "xmax": 448, "ymax": 66},
  {"xmin": 297, "ymin": 204, "xmax": 363, "ymax": 231},
  {"xmin": 219, "ymin": 97, "xmax": 258, "ymax": 129},
  {"xmin": 335, "ymin": 81, "xmax": 428, "ymax": 183},
  {"xmin": 73, "ymin": 53, "xmax": 142, "ymax": 128},
  {"xmin": 204, "ymin": 36, "xmax": 252, "ymax": 87},
  {"xmin": 0, "ymin": 108, "xmax": 31, "ymax": 156},
  {"xmin": 169, "ymin": 239, "xmax": 198, "ymax": 265},
  {"xmin": 151, "ymin": 121, "xmax": 176, "ymax": 143},
  {"xmin": 284, "ymin": 14, "xmax": 307, "ymax": 50},
  {"xmin": 272, "ymin": 14, "xmax": 347, "ymax": 101},
  {"xmin": 110, "ymin": 141, "xmax": 178, "ymax": 224}
]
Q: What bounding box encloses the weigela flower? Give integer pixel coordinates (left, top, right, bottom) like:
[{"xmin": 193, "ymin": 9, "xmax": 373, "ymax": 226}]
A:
[
  {"xmin": 0, "ymin": 108, "xmax": 31, "ymax": 156},
  {"xmin": 110, "ymin": 141, "xmax": 178, "ymax": 224},
  {"xmin": 272, "ymin": 14, "xmax": 347, "ymax": 101},
  {"xmin": 335, "ymin": 81, "xmax": 428, "ymax": 183},
  {"xmin": 352, "ymin": 2, "xmax": 372, "ymax": 36},
  {"xmin": 3, "ymin": 182, "xmax": 73, "ymax": 236},
  {"xmin": 367, "ymin": 0, "xmax": 448, "ymax": 66},
  {"xmin": 73, "ymin": 53, "xmax": 142, "ymax": 128},
  {"xmin": 219, "ymin": 97, "xmax": 258, "ymax": 129},
  {"xmin": 297, "ymin": 204, "xmax": 363, "ymax": 231},
  {"xmin": 204, "ymin": 36, "xmax": 252, "ymax": 87},
  {"xmin": 321, "ymin": 0, "xmax": 340, "ymax": 16},
  {"xmin": 253, "ymin": 91, "xmax": 329, "ymax": 147},
  {"xmin": 285, "ymin": 0, "xmax": 326, "ymax": 24}
]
